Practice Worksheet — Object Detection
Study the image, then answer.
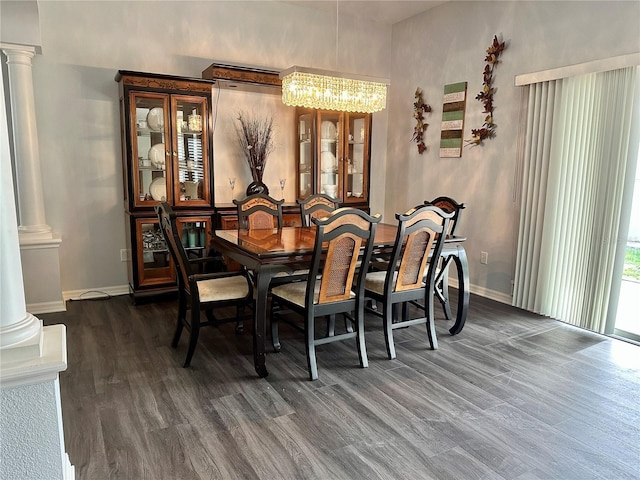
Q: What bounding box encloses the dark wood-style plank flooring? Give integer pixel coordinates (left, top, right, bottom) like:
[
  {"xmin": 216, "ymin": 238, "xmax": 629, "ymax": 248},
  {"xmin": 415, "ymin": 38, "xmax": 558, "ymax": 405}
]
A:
[{"xmin": 41, "ymin": 292, "xmax": 640, "ymax": 480}]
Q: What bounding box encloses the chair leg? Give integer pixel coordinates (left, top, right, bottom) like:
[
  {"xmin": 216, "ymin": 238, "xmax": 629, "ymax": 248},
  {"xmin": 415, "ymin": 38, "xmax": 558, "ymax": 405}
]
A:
[
  {"xmin": 436, "ymin": 260, "xmax": 453, "ymax": 320},
  {"xmin": 326, "ymin": 314, "xmax": 336, "ymax": 337},
  {"xmin": 183, "ymin": 310, "xmax": 201, "ymax": 368},
  {"xmin": 356, "ymin": 305, "xmax": 368, "ymax": 369},
  {"xmin": 171, "ymin": 294, "xmax": 187, "ymax": 348},
  {"xmin": 344, "ymin": 313, "xmax": 354, "ymax": 333},
  {"xmin": 441, "ymin": 267, "xmax": 453, "ymax": 320},
  {"xmin": 270, "ymin": 299, "xmax": 281, "ymax": 352},
  {"xmin": 306, "ymin": 313, "xmax": 318, "ymax": 381},
  {"xmin": 425, "ymin": 290, "xmax": 439, "ymax": 350},
  {"xmin": 235, "ymin": 304, "xmax": 244, "ymax": 334},
  {"xmin": 383, "ymin": 302, "xmax": 396, "ymax": 360},
  {"xmin": 368, "ymin": 299, "xmax": 377, "ymax": 311}
]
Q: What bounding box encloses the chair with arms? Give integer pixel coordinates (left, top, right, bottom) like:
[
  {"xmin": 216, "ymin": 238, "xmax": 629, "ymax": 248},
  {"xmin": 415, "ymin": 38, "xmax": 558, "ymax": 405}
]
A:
[
  {"xmin": 269, "ymin": 208, "xmax": 381, "ymax": 380},
  {"xmin": 156, "ymin": 202, "xmax": 253, "ymax": 368},
  {"xmin": 297, "ymin": 193, "xmax": 339, "ymax": 227},
  {"xmin": 234, "ymin": 193, "xmax": 284, "ymax": 230},
  {"xmin": 424, "ymin": 196, "xmax": 466, "ymax": 320},
  {"xmin": 364, "ymin": 204, "xmax": 452, "ymax": 359}
]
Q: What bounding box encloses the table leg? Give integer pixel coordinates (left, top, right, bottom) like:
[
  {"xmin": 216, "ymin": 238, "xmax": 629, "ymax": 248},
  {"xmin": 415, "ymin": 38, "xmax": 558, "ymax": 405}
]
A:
[
  {"xmin": 253, "ymin": 270, "xmax": 271, "ymax": 378},
  {"xmin": 449, "ymin": 245, "xmax": 469, "ymax": 335},
  {"xmin": 434, "ymin": 257, "xmax": 454, "ymax": 320}
]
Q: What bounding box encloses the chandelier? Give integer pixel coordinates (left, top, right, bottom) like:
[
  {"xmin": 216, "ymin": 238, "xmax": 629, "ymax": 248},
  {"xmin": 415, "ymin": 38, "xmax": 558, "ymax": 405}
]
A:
[{"xmin": 280, "ymin": 66, "xmax": 388, "ymax": 113}]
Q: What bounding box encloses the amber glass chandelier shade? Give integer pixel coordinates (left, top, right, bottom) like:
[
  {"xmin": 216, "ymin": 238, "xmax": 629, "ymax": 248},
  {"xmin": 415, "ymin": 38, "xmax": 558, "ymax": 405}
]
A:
[{"xmin": 280, "ymin": 66, "xmax": 388, "ymax": 114}]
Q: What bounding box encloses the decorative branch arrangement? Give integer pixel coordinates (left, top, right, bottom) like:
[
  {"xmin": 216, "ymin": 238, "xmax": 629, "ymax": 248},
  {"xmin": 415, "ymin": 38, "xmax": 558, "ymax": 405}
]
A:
[
  {"xmin": 411, "ymin": 88, "xmax": 432, "ymax": 154},
  {"xmin": 466, "ymin": 35, "xmax": 507, "ymax": 147},
  {"xmin": 235, "ymin": 111, "xmax": 274, "ymax": 186}
]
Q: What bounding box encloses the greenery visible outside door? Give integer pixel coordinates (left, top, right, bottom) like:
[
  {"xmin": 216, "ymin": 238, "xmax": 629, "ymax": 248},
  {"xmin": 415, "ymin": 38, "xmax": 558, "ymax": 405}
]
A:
[{"xmin": 624, "ymin": 246, "xmax": 640, "ymax": 281}]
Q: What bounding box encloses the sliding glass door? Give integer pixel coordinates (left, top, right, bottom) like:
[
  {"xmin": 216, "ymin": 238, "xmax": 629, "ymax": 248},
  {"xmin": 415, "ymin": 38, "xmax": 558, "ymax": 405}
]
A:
[{"xmin": 612, "ymin": 146, "xmax": 640, "ymax": 342}]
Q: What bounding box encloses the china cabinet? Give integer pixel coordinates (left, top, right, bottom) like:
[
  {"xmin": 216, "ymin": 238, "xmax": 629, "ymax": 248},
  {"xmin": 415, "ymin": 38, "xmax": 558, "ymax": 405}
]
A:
[
  {"xmin": 296, "ymin": 108, "xmax": 371, "ymax": 208},
  {"xmin": 116, "ymin": 70, "xmax": 215, "ymax": 300}
]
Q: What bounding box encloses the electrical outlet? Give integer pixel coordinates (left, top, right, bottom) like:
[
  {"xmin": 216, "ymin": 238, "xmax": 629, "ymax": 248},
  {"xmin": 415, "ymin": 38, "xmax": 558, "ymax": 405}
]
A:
[
  {"xmin": 120, "ymin": 249, "xmax": 130, "ymax": 262},
  {"xmin": 480, "ymin": 251, "xmax": 488, "ymax": 264}
]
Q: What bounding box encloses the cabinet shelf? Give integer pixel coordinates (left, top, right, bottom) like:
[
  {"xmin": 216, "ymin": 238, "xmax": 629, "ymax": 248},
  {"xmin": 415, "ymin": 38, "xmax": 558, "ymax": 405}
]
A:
[{"xmin": 138, "ymin": 166, "xmax": 165, "ymax": 171}]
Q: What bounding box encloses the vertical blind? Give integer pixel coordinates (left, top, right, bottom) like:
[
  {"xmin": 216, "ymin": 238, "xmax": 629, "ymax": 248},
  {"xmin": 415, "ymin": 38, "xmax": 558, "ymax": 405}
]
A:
[{"xmin": 513, "ymin": 67, "xmax": 637, "ymax": 333}]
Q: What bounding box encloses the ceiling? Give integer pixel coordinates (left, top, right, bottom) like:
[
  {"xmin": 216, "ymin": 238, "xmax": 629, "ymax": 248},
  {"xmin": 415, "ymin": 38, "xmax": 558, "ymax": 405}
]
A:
[{"xmin": 285, "ymin": 1, "xmax": 447, "ymax": 26}]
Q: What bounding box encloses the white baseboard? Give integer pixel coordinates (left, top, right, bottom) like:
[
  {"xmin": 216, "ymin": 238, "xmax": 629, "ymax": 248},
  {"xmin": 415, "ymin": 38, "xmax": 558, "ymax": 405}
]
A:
[
  {"xmin": 447, "ymin": 278, "xmax": 512, "ymax": 305},
  {"xmin": 63, "ymin": 453, "xmax": 75, "ymax": 480},
  {"xmin": 26, "ymin": 285, "xmax": 130, "ymax": 314},
  {"xmin": 27, "ymin": 300, "xmax": 67, "ymax": 315},
  {"xmin": 63, "ymin": 284, "xmax": 129, "ymax": 301}
]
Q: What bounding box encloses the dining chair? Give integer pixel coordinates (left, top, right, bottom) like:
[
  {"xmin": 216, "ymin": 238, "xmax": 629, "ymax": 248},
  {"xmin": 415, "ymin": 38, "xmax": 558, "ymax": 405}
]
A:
[
  {"xmin": 156, "ymin": 202, "xmax": 253, "ymax": 368},
  {"xmin": 234, "ymin": 193, "xmax": 284, "ymax": 230},
  {"xmin": 234, "ymin": 192, "xmax": 310, "ymax": 294},
  {"xmin": 297, "ymin": 193, "xmax": 339, "ymax": 227},
  {"xmin": 424, "ymin": 196, "xmax": 466, "ymax": 320},
  {"xmin": 364, "ymin": 204, "xmax": 452, "ymax": 359},
  {"xmin": 269, "ymin": 208, "xmax": 381, "ymax": 380}
]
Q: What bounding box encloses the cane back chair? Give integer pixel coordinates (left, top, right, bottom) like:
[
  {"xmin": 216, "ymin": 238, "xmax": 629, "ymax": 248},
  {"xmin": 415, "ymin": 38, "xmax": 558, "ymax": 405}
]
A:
[
  {"xmin": 364, "ymin": 204, "xmax": 452, "ymax": 358},
  {"xmin": 297, "ymin": 193, "xmax": 339, "ymax": 227},
  {"xmin": 269, "ymin": 208, "xmax": 381, "ymax": 380},
  {"xmin": 234, "ymin": 193, "xmax": 284, "ymax": 230},
  {"xmin": 424, "ymin": 196, "xmax": 466, "ymax": 320}
]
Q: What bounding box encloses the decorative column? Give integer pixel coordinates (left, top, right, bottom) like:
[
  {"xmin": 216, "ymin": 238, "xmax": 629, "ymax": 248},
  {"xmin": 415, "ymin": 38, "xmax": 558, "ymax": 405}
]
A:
[
  {"xmin": 2, "ymin": 43, "xmax": 64, "ymax": 313},
  {"xmin": 0, "ymin": 54, "xmax": 74, "ymax": 480},
  {"xmin": 2, "ymin": 44, "xmax": 50, "ymax": 237}
]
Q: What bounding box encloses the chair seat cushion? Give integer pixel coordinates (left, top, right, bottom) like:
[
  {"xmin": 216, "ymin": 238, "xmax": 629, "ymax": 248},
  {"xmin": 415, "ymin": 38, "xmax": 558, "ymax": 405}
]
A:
[
  {"xmin": 364, "ymin": 270, "xmax": 391, "ymax": 295},
  {"xmin": 365, "ymin": 271, "xmax": 425, "ymax": 295},
  {"xmin": 197, "ymin": 275, "xmax": 250, "ymax": 302},
  {"xmin": 271, "ymin": 281, "xmax": 355, "ymax": 307}
]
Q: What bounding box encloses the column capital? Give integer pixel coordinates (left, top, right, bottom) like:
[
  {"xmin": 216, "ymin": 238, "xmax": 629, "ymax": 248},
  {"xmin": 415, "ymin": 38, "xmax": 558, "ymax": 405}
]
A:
[{"xmin": 0, "ymin": 43, "xmax": 36, "ymax": 60}]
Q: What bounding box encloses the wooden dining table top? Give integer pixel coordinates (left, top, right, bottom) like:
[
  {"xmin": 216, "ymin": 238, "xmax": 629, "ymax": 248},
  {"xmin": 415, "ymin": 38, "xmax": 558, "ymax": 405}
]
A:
[{"xmin": 213, "ymin": 223, "xmax": 465, "ymax": 259}]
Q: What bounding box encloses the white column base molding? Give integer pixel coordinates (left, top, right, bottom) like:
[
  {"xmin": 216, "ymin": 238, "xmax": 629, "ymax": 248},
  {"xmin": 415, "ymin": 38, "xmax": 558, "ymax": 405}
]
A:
[
  {"xmin": 18, "ymin": 224, "xmax": 54, "ymax": 241},
  {"xmin": 0, "ymin": 313, "xmax": 43, "ymax": 364},
  {"xmin": 20, "ymin": 233, "xmax": 64, "ymax": 314},
  {"xmin": 0, "ymin": 324, "xmax": 66, "ymax": 389}
]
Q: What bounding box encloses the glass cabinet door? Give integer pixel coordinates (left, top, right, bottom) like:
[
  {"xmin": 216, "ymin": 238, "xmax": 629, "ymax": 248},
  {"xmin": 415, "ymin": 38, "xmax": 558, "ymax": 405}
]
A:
[
  {"xmin": 135, "ymin": 218, "xmax": 174, "ymax": 287},
  {"xmin": 172, "ymin": 96, "xmax": 210, "ymax": 206},
  {"xmin": 344, "ymin": 113, "xmax": 370, "ymax": 204},
  {"xmin": 131, "ymin": 93, "xmax": 170, "ymax": 208},
  {"xmin": 318, "ymin": 111, "xmax": 342, "ymax": 200},
  {"xmin": 297, "ymin": 110, "xmax": 315, "ymax": 200}
]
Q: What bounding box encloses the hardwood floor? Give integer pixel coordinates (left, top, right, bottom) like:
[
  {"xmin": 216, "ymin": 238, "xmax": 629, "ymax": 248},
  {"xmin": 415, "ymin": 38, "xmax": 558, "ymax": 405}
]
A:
[{"xmin": 40, "ymin": 292, "xmax": 640, "ymax": 479}]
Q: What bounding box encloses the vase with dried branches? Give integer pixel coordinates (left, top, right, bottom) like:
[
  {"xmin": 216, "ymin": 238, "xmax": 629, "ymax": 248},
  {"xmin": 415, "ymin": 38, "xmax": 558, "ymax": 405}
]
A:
[{"xmin": 235, "ymin": 111, "xmax": 274, "ymax": 196}]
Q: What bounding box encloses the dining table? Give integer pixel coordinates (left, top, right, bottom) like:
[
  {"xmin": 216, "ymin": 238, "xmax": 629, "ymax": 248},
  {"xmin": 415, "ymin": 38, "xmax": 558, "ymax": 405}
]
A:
[{"xmin": 211, "ymin": 223, "xmax": 469, "ymax": 378}]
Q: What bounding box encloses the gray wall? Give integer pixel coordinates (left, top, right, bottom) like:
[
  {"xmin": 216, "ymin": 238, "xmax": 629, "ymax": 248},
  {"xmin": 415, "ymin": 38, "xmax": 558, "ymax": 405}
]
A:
[
  {"xmin": 30, "ymin": 0, "xmax": 391, "ymax": 295},
  {"xmin": 386, "ymin": 0, "xmax": 640, "ymax": 301}
]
